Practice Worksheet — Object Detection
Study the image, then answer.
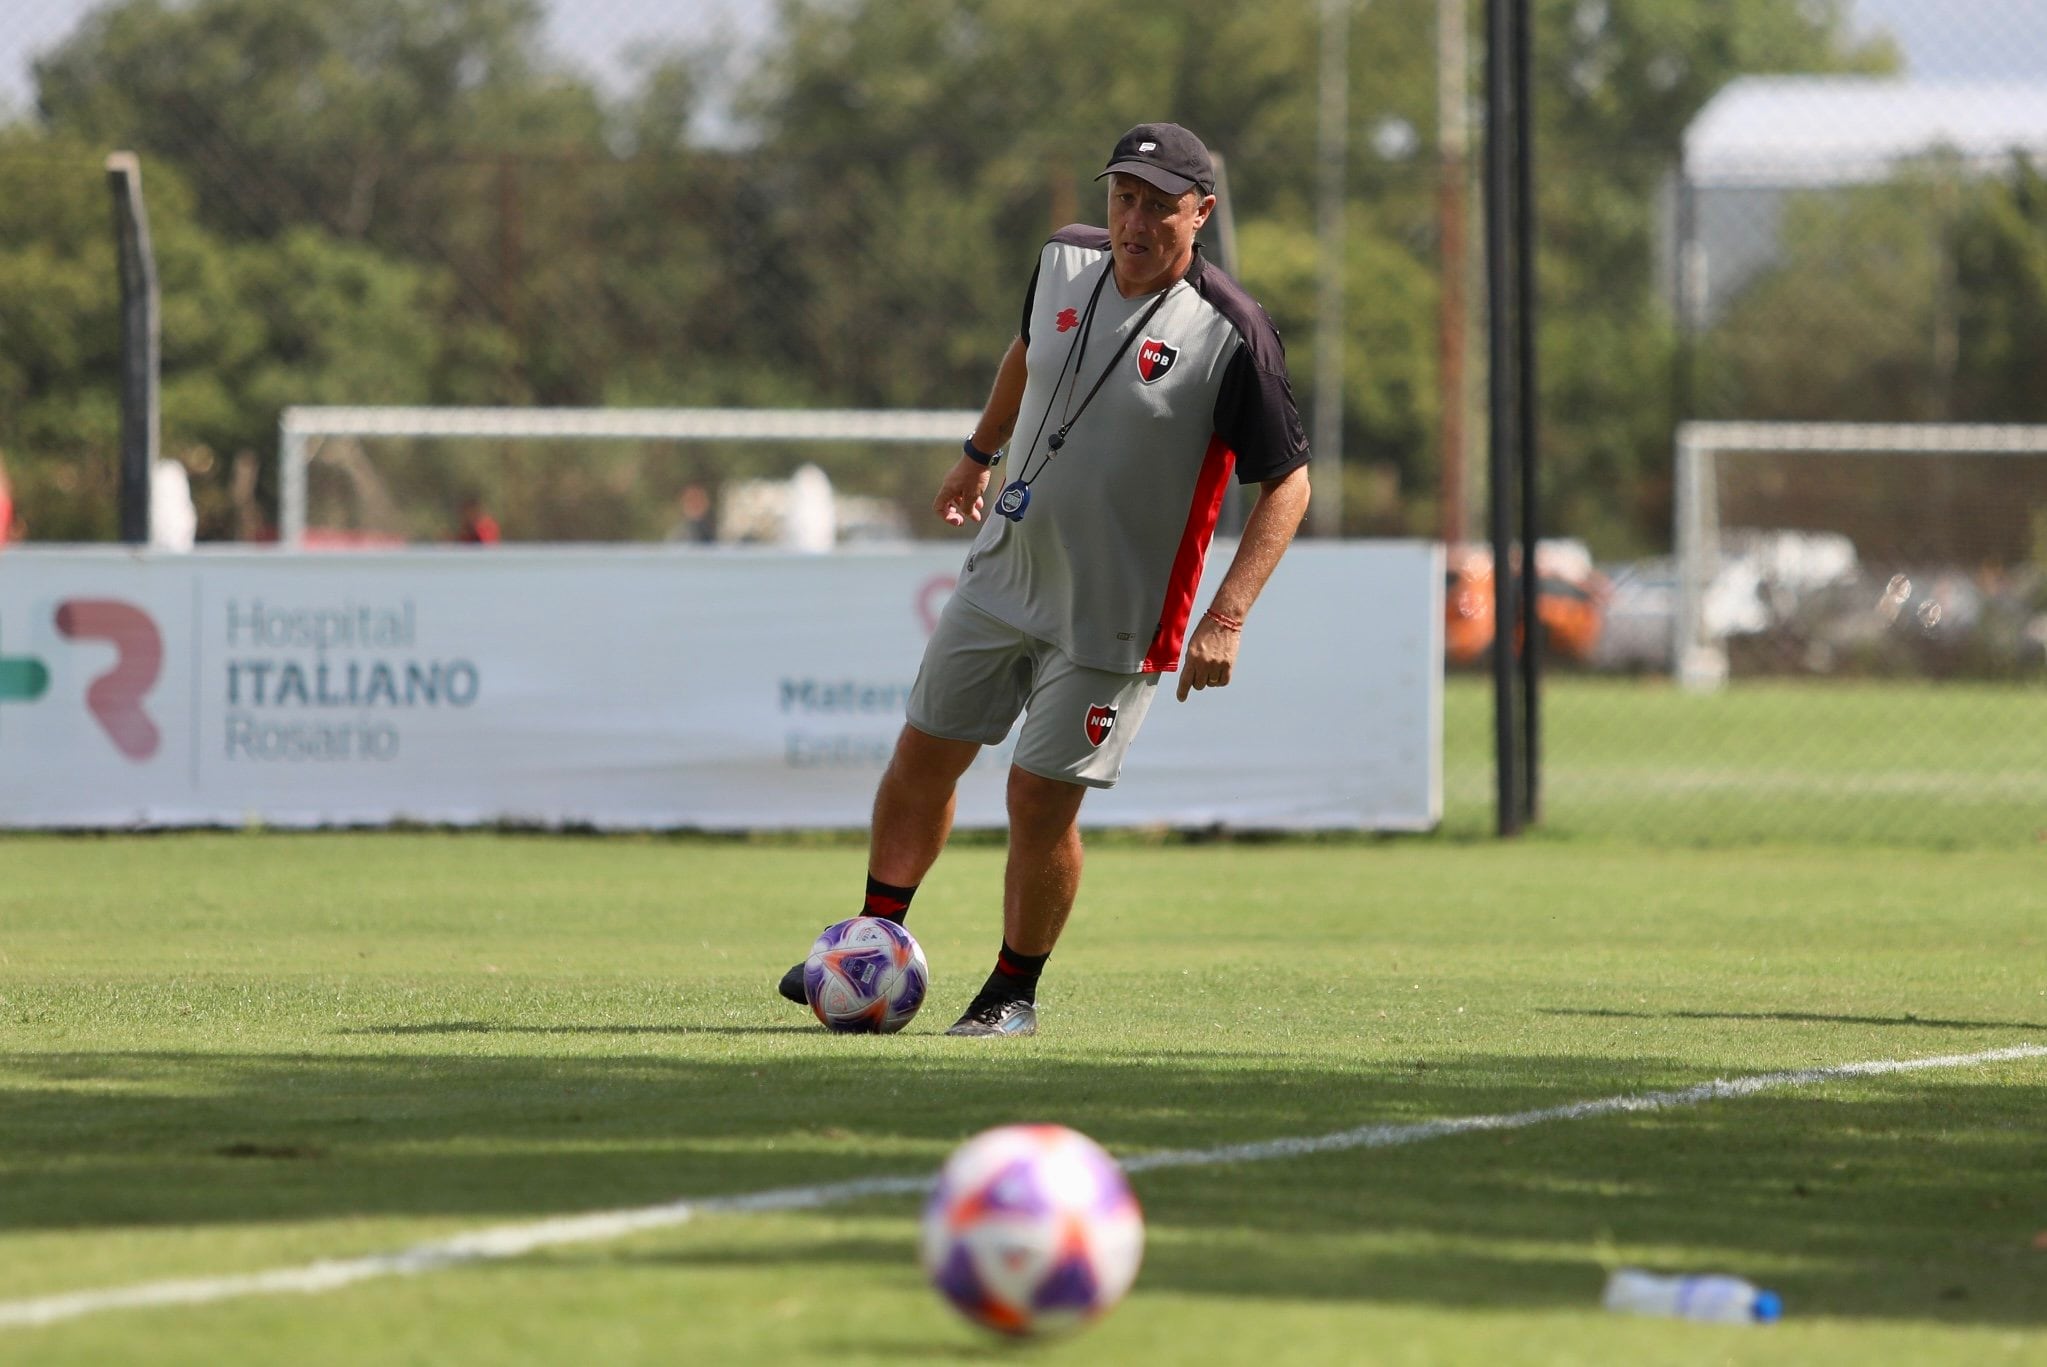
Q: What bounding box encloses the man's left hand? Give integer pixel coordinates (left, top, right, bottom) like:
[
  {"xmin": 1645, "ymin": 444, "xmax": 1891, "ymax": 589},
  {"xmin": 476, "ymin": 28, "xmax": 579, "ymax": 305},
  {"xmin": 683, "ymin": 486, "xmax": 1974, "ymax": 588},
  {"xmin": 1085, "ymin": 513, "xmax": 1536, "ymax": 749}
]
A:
[
  {"xmin": 1175, "ymin": 617, "xmax": 1240, "ymax": 701},
  {"xmin": 935, "ymin": 458, "xmax": 993, "ymax": 526}
]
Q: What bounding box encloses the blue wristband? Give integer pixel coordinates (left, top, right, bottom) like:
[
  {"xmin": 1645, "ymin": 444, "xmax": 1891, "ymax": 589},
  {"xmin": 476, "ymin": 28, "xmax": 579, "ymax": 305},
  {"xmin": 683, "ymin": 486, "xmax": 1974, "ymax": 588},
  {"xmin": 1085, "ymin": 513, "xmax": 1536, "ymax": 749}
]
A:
[{"xmin": 962, "ymin": 437, "xmax": 999, "ymax": 467}]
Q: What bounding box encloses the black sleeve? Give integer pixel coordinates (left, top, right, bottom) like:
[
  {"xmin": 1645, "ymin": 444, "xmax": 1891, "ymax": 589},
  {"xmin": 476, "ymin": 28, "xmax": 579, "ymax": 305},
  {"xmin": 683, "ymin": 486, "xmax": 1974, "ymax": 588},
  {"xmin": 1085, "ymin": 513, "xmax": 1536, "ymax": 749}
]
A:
[
  {"xmin": 1214, "ymin": 340, "xmax": 1312, "ymax": 485},
  {"xmin": 1019, "ymin": 262, "xmax": 1041, "ymax": 345}
]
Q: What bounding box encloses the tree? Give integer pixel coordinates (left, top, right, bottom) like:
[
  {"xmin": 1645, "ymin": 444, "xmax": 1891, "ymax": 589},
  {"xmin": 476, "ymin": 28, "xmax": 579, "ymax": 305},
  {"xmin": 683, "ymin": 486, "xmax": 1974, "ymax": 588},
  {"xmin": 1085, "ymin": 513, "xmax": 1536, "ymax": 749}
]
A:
[
  {"xmin": 1952, "ymin": 154, "xmax": 2047, "ymax": 423},
  {"xmin": 34, "ymin": 0, "xmax": 630, "ymax": 405},
  {"xmin": 734, "ymin": 0, "xmax": 1447, "ymax": 500},
  {"xmin": 34, "ymin": 0, "xmax": 607, "ymax": 245},
  {"xmin": 1697, "ymin": 154, "xmax": 2047, "ymax": 430},
  {"xmin": 6, "ymin": 0, "xmax": 1909, "ymax": 545},
  {"xmin": 1698, "ymin": 176, "xmax": 1951, "ymax": 423},
  {"xmin": 0, "ymin": 124, "xmax": 500, "ymax": 538},
  {"xmin": 1529, "ymin": 0, "xmax": 1894, "ymax": 551},
  {"xmin": 0, "ymin": 130, "xmax": 124, "ymax": 538}
]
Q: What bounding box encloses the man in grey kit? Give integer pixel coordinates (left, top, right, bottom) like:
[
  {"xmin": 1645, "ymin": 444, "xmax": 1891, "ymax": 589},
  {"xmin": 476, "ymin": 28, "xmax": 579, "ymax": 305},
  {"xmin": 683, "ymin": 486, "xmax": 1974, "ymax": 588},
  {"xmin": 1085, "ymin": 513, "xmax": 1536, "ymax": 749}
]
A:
[{"xmin": 780, "ymin": 122, "xmax": 1313, "ymax": 1035}]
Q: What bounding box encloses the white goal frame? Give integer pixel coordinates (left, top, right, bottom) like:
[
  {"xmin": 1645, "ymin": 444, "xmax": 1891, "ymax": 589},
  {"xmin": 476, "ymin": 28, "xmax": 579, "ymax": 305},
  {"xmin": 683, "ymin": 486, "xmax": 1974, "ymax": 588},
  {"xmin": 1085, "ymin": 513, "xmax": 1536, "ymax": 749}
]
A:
[
  {"xmin": 1673, "ymin": 420, "xmax": 2047, "ymax": 691},
  {"xmin": 276, "ymin": 405, "xmax": 982, "ymax": 548}
]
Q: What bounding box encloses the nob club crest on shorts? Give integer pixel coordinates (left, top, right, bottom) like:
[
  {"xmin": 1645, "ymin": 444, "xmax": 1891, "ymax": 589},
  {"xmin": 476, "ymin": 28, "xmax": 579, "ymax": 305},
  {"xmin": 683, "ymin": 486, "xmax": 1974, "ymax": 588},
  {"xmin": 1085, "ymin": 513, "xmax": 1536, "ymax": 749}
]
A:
[{"xmin": 1084, "ymin": 703, "xmax": 1118, "ymax": 748}]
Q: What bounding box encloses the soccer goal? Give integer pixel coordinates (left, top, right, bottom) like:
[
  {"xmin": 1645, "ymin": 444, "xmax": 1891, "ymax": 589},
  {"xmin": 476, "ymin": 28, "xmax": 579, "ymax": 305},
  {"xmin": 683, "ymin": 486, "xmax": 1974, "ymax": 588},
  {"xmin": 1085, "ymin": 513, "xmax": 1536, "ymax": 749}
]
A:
[
  {"xmin": 1672, "ymin": 421, "xmax": 2047, "ymax": 689},
  {"xmin": 275, "ymin": 406, "xmax": 982, "ymax": 548}
]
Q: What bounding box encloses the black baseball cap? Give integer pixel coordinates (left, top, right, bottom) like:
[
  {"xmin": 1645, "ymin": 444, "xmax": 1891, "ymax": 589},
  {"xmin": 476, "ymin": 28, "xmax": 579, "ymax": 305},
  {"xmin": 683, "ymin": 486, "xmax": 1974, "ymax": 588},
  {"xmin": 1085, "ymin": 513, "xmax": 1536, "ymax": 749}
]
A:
[{"xmin": 1096, "ymin": 122, "xmax": 1215, "ymax": 197}]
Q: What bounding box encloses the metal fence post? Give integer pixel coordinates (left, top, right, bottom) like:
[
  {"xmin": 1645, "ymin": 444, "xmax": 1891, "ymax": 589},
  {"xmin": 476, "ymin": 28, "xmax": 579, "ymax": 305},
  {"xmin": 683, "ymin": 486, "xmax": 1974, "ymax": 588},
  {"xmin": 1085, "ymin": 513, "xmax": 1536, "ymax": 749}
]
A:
[{"xmin": 105, "ymin": 151, "xmax": 158, "ymax": 546}]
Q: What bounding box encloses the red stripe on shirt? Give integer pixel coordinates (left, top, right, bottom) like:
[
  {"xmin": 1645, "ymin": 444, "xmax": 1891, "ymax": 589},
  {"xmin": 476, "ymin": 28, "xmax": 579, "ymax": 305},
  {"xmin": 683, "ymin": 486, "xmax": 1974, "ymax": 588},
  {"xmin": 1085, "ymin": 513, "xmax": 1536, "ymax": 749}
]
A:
[{"xmin": 1141, "ymin": 434, "xmax": 1237, "ymax": 673}]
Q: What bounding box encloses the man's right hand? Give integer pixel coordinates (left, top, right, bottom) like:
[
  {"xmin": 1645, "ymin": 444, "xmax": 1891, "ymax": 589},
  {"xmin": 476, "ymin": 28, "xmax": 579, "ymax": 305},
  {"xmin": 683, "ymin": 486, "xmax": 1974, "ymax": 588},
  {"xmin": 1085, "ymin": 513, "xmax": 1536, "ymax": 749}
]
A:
[{"xmin": 935, "ymin": 457, "xmax": 994, "ymax": 526}]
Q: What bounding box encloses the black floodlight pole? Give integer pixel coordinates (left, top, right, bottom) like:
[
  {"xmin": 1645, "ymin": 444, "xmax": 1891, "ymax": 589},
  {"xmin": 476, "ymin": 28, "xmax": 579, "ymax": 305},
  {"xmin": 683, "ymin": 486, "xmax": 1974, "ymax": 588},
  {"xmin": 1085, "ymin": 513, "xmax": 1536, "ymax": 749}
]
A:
[
  {"xmin": 1513, "ymin": 0, "xmax": 1541, "ymax": 825},
  {"xmin": 1484, "ymin": 0, "xmax": 1522, "ymax": 836},
  {"xmin": 106, "ymin": 151, "xmax": 159, "ymax": 546}
]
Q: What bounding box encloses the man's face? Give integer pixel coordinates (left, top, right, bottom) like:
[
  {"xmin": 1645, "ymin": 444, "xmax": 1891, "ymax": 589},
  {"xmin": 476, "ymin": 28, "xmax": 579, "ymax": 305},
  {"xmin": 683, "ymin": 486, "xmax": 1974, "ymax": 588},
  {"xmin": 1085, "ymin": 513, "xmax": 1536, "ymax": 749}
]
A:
[{"xmin": 1106, "ymin": 173, "xmax": 1214, "ymax": 296}]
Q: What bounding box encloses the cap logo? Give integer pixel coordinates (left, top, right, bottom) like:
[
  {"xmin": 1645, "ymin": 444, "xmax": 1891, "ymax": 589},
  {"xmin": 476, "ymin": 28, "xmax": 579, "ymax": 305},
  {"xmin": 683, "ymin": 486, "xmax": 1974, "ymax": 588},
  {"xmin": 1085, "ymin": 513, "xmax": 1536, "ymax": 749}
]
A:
[{"xmin": 1139, "ymin": 141, "xmax": 1157, "ymax": 153}]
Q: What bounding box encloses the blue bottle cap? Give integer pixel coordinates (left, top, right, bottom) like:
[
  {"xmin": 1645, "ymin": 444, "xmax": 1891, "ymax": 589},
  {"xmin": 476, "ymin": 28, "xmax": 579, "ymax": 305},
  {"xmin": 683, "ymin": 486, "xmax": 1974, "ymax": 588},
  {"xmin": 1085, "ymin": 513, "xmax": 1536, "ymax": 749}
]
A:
[{"xmin": 1752, "ymin": 1289, "xmax": 1783, "ymax": 1323}]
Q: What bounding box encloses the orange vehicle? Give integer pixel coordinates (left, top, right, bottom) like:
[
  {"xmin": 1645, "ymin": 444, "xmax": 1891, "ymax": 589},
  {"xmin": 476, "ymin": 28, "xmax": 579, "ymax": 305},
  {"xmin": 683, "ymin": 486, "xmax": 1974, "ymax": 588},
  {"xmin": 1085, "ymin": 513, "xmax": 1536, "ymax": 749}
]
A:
[{"xmin": 1445, "ymin": 543, "xmax": 1608, "ymax": 666}]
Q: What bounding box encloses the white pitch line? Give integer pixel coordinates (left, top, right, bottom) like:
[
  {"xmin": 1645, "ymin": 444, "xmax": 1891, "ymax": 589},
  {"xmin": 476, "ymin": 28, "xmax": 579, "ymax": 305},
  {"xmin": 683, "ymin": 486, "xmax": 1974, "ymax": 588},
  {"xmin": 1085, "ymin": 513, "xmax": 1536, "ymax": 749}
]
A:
[
  {"xmin": 2, "ymin": 1042, "xmax": 2040, "ymax": 1331},
  {"xmin": 1121, "ymin": 1042, "xmax": 2047, "ymax": 1173}
]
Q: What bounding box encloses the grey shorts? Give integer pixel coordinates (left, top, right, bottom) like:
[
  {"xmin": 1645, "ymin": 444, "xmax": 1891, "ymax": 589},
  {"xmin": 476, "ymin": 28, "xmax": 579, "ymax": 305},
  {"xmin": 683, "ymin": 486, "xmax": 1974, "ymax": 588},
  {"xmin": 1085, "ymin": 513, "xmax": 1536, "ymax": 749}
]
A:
[{"xmin": 907, "ymin": 596, "xmax": 1160, "ymax": 789}]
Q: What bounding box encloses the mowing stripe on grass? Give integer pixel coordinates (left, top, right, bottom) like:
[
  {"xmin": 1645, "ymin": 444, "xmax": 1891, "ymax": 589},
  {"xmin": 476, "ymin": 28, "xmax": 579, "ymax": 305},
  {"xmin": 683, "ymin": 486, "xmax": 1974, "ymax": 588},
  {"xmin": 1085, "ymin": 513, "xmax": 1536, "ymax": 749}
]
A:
[{"xmin": 2, "ymin": 1043, "xmax": 2040, "ymax": 1330}]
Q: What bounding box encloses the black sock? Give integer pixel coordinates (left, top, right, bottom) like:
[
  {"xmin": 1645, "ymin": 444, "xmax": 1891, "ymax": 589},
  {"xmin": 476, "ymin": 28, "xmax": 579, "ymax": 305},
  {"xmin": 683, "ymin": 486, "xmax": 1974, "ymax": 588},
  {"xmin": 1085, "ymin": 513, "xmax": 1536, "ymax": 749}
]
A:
[
  {"xmin": 977, "ymin": 941, "xmax": 1049, "ymax": 1003},
  {"xmin": 863, "ymin": 874, "xmax": 917, "ymax": 924}
]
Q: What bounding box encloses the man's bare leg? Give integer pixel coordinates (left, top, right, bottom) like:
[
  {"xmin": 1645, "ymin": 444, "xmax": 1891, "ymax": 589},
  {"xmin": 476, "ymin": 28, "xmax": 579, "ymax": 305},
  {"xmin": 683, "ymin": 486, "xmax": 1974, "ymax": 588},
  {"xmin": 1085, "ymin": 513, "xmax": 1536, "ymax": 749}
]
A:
[
  {"xmin": 945, "ymin": 765, "xmax": 1087, "ymax": 1037},
  {"xmin": 1000, "ymin": 766, "xmax": 1087, "ymax": 953},
  {"xmin": 869, "ymin": 724, "xmax": 983, "ymax": 886},
  {"xmin": 779, "ymin": 724, "xmax": 979, "ymax": 1004}
]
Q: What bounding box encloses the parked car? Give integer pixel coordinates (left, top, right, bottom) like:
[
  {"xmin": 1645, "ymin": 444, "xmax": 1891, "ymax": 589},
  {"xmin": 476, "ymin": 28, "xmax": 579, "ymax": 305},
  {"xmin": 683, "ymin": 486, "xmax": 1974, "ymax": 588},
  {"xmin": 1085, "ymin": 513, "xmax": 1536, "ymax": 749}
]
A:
[
  {"xmin": 1588, "ymin": 555, "xmax": 1768, "ymax": 674},
  {"xmin": 1592, "ymin": 532, "xmax": 1862, "ymax": 674}
]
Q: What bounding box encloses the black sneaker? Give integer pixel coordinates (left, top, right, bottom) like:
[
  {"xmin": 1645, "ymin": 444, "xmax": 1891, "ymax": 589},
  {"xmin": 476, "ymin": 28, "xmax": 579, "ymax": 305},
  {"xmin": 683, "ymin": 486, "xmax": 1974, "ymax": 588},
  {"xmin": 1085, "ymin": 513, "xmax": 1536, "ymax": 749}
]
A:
[
  {"xmin": 777, "ymin": 961, "xmax": 807, "ymax": 1005},
  {"xmin": 944, "ymin": 996, "xmax": 1038, "ymax": 1037}
]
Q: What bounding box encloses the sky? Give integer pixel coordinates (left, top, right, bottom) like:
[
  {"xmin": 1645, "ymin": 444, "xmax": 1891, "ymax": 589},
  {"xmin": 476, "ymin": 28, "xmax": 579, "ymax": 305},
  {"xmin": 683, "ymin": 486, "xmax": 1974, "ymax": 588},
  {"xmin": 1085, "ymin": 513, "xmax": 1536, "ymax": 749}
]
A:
[
  {"xmin": 0, "ymin": 0, "xmax": 777, "ymax": 118},
  {"xmin": 1, "ymin": 0, "xmax": 2043, "ymax": 123},
  {"xmin": 1852, "ymin": 0, "xmax": 2047, "ymax": 80}
]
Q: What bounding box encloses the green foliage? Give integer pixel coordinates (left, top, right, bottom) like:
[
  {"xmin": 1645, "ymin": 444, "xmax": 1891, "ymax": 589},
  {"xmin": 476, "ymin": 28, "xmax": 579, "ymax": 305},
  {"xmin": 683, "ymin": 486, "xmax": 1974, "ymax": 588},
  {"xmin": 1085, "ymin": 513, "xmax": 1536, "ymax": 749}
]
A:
[
  {"xmin": 1237, "ymin": 215, "xmax": 1438, "ymax": 530},
  {"xmin": 0, "ymin": 132, "xmax": 134, "ymax": 538},
  {"xmin": 1533, "ymin": 0, "xmax": 1891, "ymax": 552},
  {"xmin": 0, "ymin": 122, "xmax": 506, "ymax": 537},
  {"xmin": 34, "ymin": 0, "xmax": 606, "ymax": 243},
  {"xmin": 1698, "ymin": 153, "xmax": 2047, "ymax": 430},
  {"xmin": 30, "ymin": 0, "xmax": 630, "ymax": 416},
  {"xmin": 736, "ymin": 0, "xmax": 1892, "ymax": 542},
  {"xmin": 1952, "ymin": 154, "xmax": 2047, "ymax": 422},
  {"xmin": 0, "ymin": 0, "xmax": 1948, "ymax": 546},
  {"xmin": 1701, "ymin": 177, "xmax": 1952, "ymax": 422},
  {"xmin": 739, "ymin": 0, "xmax": 1349, "ymax": 408}
]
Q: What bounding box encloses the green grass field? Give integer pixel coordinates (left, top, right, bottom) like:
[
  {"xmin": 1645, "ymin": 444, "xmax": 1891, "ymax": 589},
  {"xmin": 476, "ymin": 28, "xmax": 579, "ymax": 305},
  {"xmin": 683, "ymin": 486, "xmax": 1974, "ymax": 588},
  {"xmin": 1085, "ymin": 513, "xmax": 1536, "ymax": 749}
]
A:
[
  {"xmin": 1442, "ymin": 676, "xmax": 2047, "ymax": 844},
  {"xmin": 2, "ymin": 829, "xmax": 2043, "ymax": 1365}
]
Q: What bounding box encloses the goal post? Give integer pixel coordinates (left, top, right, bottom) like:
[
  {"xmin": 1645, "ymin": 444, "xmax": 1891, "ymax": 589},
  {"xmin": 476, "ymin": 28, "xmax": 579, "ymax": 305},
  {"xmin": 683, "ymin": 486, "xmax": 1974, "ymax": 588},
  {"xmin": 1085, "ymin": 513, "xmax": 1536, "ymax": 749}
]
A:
[
  {"xmin": 1674, "ymin": 421, "xmax": 2047, "ymax": 690},
  {"xmin": 276, "ymin": 406, "xmax": 983, "ymax": 548}
]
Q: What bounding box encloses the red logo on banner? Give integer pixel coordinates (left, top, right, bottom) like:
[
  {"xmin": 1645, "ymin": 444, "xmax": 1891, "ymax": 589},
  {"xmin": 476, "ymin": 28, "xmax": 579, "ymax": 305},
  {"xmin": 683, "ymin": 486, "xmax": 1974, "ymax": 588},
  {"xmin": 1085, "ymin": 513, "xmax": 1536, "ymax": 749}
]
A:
[
  {"xmin": 54, "ymin": 599, "xmax": 163, "ymax": 760},
  {"xmin": 1083, "ymin": 703, "xmax": 1118, "ymax": 748}
]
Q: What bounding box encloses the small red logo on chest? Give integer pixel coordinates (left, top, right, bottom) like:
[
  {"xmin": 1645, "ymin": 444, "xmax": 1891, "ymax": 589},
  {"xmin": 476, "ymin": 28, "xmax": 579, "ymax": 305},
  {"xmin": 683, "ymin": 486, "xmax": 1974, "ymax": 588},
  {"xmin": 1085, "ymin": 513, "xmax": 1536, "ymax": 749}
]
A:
[
  {"xmin": 1136, "ymin": 338, "xmax": 1178, "ymax": 383},
  {"xmin": 1055, "ymin": 307, "xmax": 1080, "ymax": 333},
  {"xmin": 1084, "ymin": 703, "xmax": 1118, "ymax": 748}
]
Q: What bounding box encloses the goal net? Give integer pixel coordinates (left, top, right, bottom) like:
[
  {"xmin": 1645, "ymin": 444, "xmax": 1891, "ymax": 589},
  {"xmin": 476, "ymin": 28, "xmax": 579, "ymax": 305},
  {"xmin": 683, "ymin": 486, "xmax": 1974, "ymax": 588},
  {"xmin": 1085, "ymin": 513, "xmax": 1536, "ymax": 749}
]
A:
[
  {"xmin": 276, "ymin": 406, "xmax": 983, "ymax": 549},
  {"xmin": 1673, "ymin": 421, "xmax": 2047, "ymax": 689}
]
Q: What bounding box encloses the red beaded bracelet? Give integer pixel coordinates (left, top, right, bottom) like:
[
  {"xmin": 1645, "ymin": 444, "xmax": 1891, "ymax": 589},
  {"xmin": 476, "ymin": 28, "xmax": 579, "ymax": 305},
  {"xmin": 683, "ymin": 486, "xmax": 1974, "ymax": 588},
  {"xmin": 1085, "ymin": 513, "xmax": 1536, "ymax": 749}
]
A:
[{"xmin": 1203, "ymin": 607, "xmax": 1243, "ymax": 632}]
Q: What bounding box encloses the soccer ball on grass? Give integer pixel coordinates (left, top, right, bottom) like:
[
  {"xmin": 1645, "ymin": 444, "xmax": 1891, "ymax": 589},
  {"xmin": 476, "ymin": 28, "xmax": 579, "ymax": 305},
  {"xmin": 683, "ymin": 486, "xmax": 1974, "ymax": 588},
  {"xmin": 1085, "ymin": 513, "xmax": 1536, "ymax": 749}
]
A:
[
  {"xmin": 802, "ymin": 916, "xmax": 928, "ymax": 1033},
  {"xmin": 921, "ymin": 1123, "xmax": 1145, "ymax": 1335}
]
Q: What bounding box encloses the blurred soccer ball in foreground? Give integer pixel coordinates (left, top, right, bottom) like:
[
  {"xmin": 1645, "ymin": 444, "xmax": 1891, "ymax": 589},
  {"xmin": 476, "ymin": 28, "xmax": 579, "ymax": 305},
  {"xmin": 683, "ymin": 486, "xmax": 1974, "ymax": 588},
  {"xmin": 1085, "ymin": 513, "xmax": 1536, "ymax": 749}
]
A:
[
  {"xmin": 802, "ymin": 916, "xmax": 928, "ymax": 1033},
  {"xmin": 922, "ymin": 1124, "xmax": 1145, "ymax": 1335}
]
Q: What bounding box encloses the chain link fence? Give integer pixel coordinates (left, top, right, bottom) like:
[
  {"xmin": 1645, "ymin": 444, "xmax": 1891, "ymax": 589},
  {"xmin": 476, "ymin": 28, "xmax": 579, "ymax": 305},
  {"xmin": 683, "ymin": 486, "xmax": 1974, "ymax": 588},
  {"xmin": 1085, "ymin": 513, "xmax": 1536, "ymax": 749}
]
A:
[{"xmin": 1, "ymin": 0, "xmax": 2041, "ymax": 844}]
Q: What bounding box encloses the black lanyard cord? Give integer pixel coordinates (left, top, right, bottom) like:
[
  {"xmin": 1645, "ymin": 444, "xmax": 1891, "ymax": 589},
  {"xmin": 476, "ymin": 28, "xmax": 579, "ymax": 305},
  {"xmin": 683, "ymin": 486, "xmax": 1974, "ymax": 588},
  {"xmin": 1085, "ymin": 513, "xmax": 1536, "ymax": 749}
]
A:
[{"xmin": 1010, "ymin": 263, "xmax": 1177, "ymax": 491}]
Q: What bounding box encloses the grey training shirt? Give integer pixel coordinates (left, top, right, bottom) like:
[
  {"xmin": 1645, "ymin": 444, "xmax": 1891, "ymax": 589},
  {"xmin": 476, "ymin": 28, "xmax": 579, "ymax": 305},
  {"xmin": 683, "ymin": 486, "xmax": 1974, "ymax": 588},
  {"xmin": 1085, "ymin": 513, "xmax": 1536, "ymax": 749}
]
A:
[{"xmin": 954, "ymin": 226, "xmax": 1310, "ymax": 674}]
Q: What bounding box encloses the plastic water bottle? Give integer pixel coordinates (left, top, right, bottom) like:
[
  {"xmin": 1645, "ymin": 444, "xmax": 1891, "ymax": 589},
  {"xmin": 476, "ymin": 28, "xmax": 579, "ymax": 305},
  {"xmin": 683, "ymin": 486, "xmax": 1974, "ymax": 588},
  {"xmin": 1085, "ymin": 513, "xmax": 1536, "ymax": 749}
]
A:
[{"xmin": 1602, "ymin": 1269, "xmax": 1782, "ymax": 1324}]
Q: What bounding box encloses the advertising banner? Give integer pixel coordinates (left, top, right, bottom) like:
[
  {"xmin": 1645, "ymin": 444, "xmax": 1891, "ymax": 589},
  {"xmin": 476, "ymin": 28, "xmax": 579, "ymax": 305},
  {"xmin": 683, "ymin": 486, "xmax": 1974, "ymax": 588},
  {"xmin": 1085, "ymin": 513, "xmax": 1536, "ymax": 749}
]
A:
[{"xmin": 0, "ymin": 542, "xmax": 1440, "ymax": 830}]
